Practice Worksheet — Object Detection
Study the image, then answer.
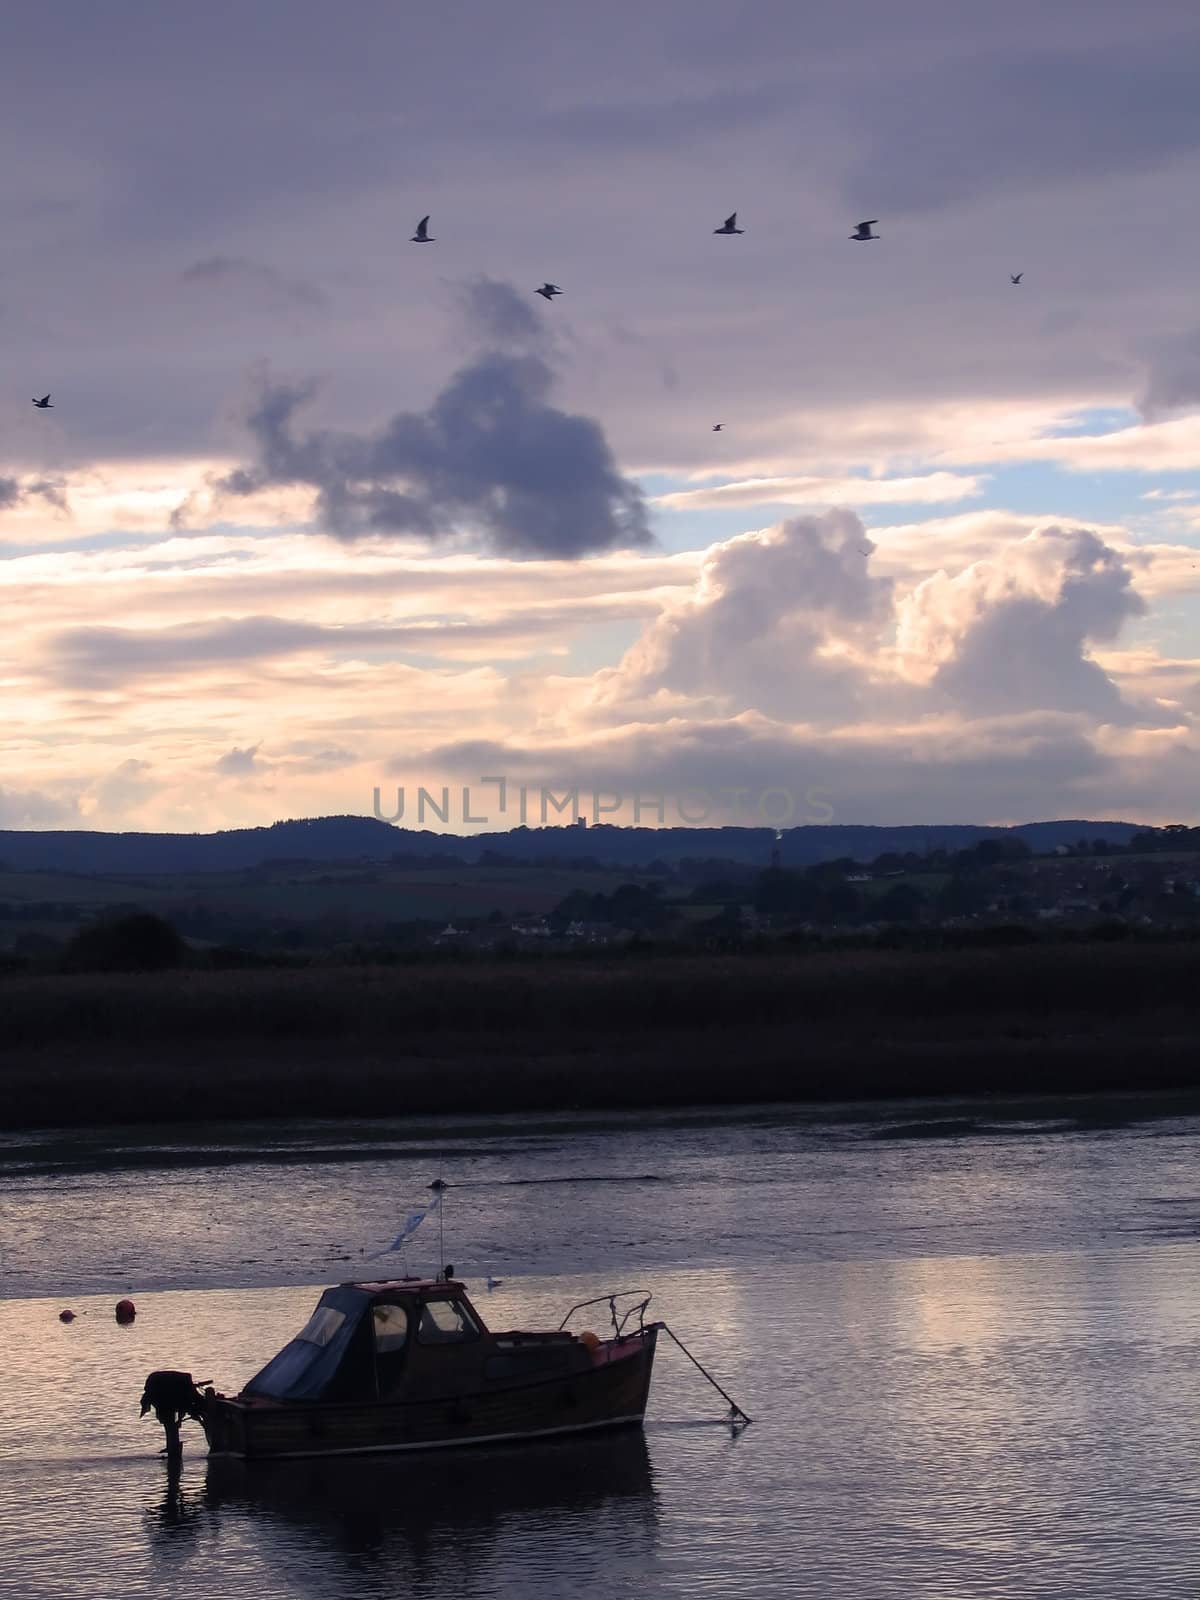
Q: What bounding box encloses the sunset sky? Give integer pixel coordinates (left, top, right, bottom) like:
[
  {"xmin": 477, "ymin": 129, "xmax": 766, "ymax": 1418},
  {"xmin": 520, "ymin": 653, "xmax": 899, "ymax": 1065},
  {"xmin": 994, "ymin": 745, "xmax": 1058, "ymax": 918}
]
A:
[{"xmin": 4, "ymin": 0, "xmax": 1200, "ymax": 833}]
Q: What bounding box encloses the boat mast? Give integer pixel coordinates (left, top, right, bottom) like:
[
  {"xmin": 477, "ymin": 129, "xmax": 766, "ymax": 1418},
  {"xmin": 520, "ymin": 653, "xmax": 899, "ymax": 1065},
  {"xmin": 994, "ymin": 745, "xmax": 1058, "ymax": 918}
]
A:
[{"xmin": 430, "ymin": 1177, "xmax": 448, "ymax": 1276}]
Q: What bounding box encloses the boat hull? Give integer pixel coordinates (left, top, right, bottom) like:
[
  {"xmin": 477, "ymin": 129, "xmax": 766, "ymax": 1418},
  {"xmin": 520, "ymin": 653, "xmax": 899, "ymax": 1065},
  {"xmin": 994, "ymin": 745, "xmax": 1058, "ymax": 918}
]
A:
[{"xmin": 204, "ymin": 1326, "xmax": 658, "ymax": 1461}]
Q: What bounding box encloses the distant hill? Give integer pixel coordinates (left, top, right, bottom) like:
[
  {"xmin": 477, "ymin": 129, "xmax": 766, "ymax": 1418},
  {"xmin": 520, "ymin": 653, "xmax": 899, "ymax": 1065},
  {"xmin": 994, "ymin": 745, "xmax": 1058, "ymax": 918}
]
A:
[{"xmin": 0, "ymin": 814, "xmax": 1145, "ymax": 875}]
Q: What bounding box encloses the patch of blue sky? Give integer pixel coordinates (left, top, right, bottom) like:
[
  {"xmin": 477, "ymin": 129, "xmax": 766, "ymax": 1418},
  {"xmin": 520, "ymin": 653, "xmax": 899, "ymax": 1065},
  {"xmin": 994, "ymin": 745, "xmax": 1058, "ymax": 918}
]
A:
[
  {"xmin": 1039, "ymin": 405, "xmax": 1141, "ymax": 438},
  {"xmin": 562, "ymin": 616, "xmax": 648, "ymax": 675},
  {"xmin": 641, "ymin": 469, "xmax": 986, "ymax": 553},
  {"xmin": 1117, "ymin": 586, "xmax": 1200, "ymax": 673},
  {"xmin": 882, "ymin": 460, "xmax": 1200, "ymax": 540},
  {"xmin": 644, "ymin": 454, "xmax": 1200, "ymax": 551}
]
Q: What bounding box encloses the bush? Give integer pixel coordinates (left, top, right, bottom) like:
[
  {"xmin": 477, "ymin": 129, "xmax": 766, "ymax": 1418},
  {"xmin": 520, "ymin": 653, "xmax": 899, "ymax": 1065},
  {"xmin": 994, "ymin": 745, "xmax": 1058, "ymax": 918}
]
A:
[{"xmin": 61, "ymin": 912, "xmax": 187, "ymax": 973}]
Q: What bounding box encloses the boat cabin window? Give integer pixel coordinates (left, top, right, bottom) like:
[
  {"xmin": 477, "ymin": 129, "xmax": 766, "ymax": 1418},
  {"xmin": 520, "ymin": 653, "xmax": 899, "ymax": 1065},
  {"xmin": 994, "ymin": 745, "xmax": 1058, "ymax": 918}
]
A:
[
  {"xmin": 417, "ymin": 1298, "xmax": 481, "ymax": 1345},
  {"xmin": 372, "ymin": 1302, "xmax": 409, "ymax": 1354},
  {"xmin": 295, "ymin": 1306, "xmax": 347, "ymax": 1348}
]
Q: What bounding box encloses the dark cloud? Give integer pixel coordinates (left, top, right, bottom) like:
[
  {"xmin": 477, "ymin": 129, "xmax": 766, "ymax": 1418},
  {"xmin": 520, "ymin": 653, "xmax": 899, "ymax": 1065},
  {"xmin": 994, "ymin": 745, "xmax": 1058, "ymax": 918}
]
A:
[
  {"xmin": 457, "ymin": 277, "xmax": 545, "ymax": 349},
  {"xmin": 219, "ymin": 342, "xmax": 651, "ymax": 557},
  {"xmin": 0, "ymin": 475, "xmax": 68, "ymax": 514},
  {"xmin": 422, "ymin": 712, "xmax": 1118, "ymax": 828},
  {"xmin": 1, "ymin": 4, "xmax": 1199, "ymax": 470}
]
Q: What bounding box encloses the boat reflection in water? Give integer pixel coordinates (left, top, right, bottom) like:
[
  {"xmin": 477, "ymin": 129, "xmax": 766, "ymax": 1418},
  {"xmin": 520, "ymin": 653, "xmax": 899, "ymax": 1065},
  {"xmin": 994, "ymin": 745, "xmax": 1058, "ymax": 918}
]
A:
[{"xmin": 200, "ymin": 1429, "xmax": 659, "ymax": 1585}]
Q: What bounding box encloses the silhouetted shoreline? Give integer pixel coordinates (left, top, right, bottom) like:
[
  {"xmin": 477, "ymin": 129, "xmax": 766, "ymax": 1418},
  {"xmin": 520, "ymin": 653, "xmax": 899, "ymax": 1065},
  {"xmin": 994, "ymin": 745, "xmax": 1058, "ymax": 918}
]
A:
[{"xmin": 3, "ymin": 940, "xmax": 1198, "ymax": 1128}]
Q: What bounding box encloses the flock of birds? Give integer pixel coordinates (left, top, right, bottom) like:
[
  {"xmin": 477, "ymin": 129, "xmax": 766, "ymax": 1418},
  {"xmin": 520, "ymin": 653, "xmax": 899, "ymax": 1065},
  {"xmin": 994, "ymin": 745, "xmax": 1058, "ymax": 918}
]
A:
[
  {"xmin": 405, "ymin": 210, "xmax": 1027, "ymax": 435},
  {"xmin": 27, "ymin": 211, "xmax": 1026, "ymax": 423}
]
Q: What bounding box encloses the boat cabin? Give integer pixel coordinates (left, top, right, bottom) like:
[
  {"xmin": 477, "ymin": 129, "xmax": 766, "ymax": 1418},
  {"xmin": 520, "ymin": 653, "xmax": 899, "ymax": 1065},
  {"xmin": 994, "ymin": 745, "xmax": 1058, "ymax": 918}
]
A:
[{"xmin": 240, "ymin": 1279, "xmax": 587, "ymax": 1406}]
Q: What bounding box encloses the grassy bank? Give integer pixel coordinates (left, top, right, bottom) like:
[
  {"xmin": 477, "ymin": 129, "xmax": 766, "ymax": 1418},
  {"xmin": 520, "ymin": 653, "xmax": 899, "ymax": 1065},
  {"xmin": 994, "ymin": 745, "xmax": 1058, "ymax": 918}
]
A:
[{"xmin": 2, "ymin": 941, "xmax": 1199, "ymax": 1127}]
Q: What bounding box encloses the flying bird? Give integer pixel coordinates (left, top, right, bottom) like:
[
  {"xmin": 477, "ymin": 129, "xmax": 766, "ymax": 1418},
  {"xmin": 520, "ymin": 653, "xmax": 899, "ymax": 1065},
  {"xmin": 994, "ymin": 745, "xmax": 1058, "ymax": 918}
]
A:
[
  {"xmin": 1010, "ymin": 272, "xmax": 1023, "ymax": 285},
  {"xmin": 411, "ymin": 215, "xmax": 434, "ymax": 243},
  {"xmin": 535, "ymin": 283, "xmax": 563, "ymax": 300},
  {"xmin": 712, "ymin": 423, "xmax": 724, "ymax": 431},
  {"xmin": 32, "ymin": 393, "xmax": 52, "ymax": 408},
  {"xmin": 713, "ymin": 213, "xmax": 743, "ymax": 235},
  {"xmin": 850, "ymin": 221, "xmax": 879, "ymax": 241}
]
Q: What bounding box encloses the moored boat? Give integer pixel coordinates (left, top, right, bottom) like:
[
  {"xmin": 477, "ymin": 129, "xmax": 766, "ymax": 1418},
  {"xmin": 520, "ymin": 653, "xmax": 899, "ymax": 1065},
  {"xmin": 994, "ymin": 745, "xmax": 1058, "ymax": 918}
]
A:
[{"xmin": 196, "ymin": 1276, "xmax": 660, "ymax": 1461}]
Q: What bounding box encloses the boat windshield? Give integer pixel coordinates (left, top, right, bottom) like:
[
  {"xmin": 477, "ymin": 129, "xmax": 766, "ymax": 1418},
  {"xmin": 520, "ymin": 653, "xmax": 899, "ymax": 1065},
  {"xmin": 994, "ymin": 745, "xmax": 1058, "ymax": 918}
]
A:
[
  {"xmin": 295, "ymin": 1306, "xmax": 346, "ymax": 1347},
  {"xmin": 373, "ymin": 1302, "xmax": 409, "ymax": 1353},
  {"xmin": 418, "ymin": 1298, "xmax": 482, "ymax": 1344}
]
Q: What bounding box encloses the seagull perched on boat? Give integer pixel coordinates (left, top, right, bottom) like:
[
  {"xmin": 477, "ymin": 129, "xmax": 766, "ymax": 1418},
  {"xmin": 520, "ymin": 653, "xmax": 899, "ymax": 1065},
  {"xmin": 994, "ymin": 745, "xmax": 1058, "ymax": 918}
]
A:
[
  {"xmin": 850, "ymin": 220, "xmax": 879, "ymax": 241},
  {"xmin": 713, "ymin": 212, "xmax": 743, "ymax": 235},
  {"xmin": 31, "ymin": 393, "xmax": 52, "ymax": 408},
  {"xmin": 535, "ymin": 282, "xmax": 563, "ymax": 300},
  {"xmin": 411, "ymin": 215, "xmax": 434, "ymax": 243},
  {"xmin": 1010, "ymin": 272, "xmax": 1023, "ymax": 285}
]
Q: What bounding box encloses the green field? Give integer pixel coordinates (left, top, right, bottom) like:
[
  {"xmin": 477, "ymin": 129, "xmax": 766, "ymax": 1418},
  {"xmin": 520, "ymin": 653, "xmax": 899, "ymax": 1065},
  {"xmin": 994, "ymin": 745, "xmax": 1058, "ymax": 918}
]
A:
[{"xmin": 0, "ymin": 862, "xmax": 636, "ymax": 938}]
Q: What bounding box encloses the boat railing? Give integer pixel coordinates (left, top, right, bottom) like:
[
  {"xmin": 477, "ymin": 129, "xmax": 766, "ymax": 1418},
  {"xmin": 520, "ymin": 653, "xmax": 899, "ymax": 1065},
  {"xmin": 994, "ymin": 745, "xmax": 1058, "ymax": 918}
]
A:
[{"xmin": 557, "ymin": 1289, "xmax": 654, "ymax": 1338}]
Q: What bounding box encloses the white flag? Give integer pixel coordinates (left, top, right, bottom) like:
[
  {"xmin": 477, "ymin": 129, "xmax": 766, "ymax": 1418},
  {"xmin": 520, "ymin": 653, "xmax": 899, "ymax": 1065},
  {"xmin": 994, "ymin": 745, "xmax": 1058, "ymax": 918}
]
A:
[{"xmin": 374, "ymin": 1190, "xmax": 442, "ymax": 1256}]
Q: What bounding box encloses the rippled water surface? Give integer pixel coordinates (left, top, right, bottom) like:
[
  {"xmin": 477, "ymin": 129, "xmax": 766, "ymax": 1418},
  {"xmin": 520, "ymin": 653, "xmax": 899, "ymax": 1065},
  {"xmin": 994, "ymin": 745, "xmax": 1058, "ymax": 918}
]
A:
[{"xmin": 3, "ymin": 1094, "xmax": 1200, "ymax": 1597}]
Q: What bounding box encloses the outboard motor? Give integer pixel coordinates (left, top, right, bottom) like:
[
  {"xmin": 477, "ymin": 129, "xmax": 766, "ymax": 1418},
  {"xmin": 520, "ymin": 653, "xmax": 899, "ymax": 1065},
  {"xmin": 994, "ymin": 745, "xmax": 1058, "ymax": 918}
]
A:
[{"xmin": 140, "ymin": 1370, "xmax": 209, "ymax": 1469}]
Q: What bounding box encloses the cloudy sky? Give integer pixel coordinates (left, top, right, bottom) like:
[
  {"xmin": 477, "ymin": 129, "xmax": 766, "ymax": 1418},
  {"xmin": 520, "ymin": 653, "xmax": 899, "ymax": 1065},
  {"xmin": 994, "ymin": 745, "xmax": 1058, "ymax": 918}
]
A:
[{"xmin": 4, "ymin": 0, "xmax": 1200, "ymax": 833}]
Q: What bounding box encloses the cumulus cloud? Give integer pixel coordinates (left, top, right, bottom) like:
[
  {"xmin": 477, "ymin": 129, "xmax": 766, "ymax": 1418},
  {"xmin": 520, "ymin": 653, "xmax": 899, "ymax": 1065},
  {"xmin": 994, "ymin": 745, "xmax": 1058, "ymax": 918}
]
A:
[
  {"xmin": 605, "ymin": 510, "xmax": 892, "ymax": 721},
  {"xmin": 78, "ymin": 758, "xmax": 160, "ymax": 821},
  {"xmin": 0, "ymin": 784, "xmax": 80, "ymax": 827},
  {"xmin": 897, "ymin": 527, "xmax": 1147, "ymax": 720},
  {"xmin": 218, "ymin": 325, "xmax": 650, "ymax": 558},
  {"xmin": 215, "ymin": 743, "xmax": 262, "ymax": 775},
  {"xmin": 588, "ymin": 514, "xmax": 1163, "ymax": 756}
]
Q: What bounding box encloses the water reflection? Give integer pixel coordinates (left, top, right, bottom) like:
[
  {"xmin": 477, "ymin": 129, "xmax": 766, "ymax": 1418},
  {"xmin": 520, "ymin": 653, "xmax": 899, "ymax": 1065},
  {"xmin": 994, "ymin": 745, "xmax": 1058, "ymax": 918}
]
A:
[
  {"xmin": 142, "ymin": 1466, "xmax": 207, "ymax": 1544},
  {"xmin": 11, "ymin": 1102, "xmax": 1200, "ymax": 1598},
  {"xmin": 189, "ymin": 1430, "xmax": 657, "ymax": 1590}
]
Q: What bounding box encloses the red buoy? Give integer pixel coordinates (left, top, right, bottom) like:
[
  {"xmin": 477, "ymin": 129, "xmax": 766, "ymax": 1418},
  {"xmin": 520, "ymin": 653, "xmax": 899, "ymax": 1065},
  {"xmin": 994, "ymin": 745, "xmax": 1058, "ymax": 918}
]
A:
[
  {"xmin": 58, "ymin": 1309, "xmax": 76, "ymax": 1323},
  {"xmin": 115, "ymin": 1298, "xmax": 136, "ymax": 1324}
]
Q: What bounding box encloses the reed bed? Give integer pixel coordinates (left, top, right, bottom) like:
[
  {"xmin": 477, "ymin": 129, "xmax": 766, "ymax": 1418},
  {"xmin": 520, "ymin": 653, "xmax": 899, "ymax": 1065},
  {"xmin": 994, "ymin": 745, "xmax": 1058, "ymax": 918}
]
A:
[{"xmin": 2, "ymin": 942, "xmax": 1198, "ymax": 1126}]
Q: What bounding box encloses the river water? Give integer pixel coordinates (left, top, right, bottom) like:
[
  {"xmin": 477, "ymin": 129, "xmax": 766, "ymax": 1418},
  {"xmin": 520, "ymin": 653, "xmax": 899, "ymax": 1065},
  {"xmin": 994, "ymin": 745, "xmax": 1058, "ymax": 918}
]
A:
[{"xmin": 2, "ymin": 1094, "xmax": 1200, "ymax": 1598}]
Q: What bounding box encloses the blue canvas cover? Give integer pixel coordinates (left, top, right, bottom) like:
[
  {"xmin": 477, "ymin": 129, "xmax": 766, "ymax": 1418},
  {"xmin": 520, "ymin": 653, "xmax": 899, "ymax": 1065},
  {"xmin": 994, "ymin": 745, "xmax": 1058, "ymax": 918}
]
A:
[{"xmin": 242, "ymin": 1286, "xmax": 374, "ymax": 1401}]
